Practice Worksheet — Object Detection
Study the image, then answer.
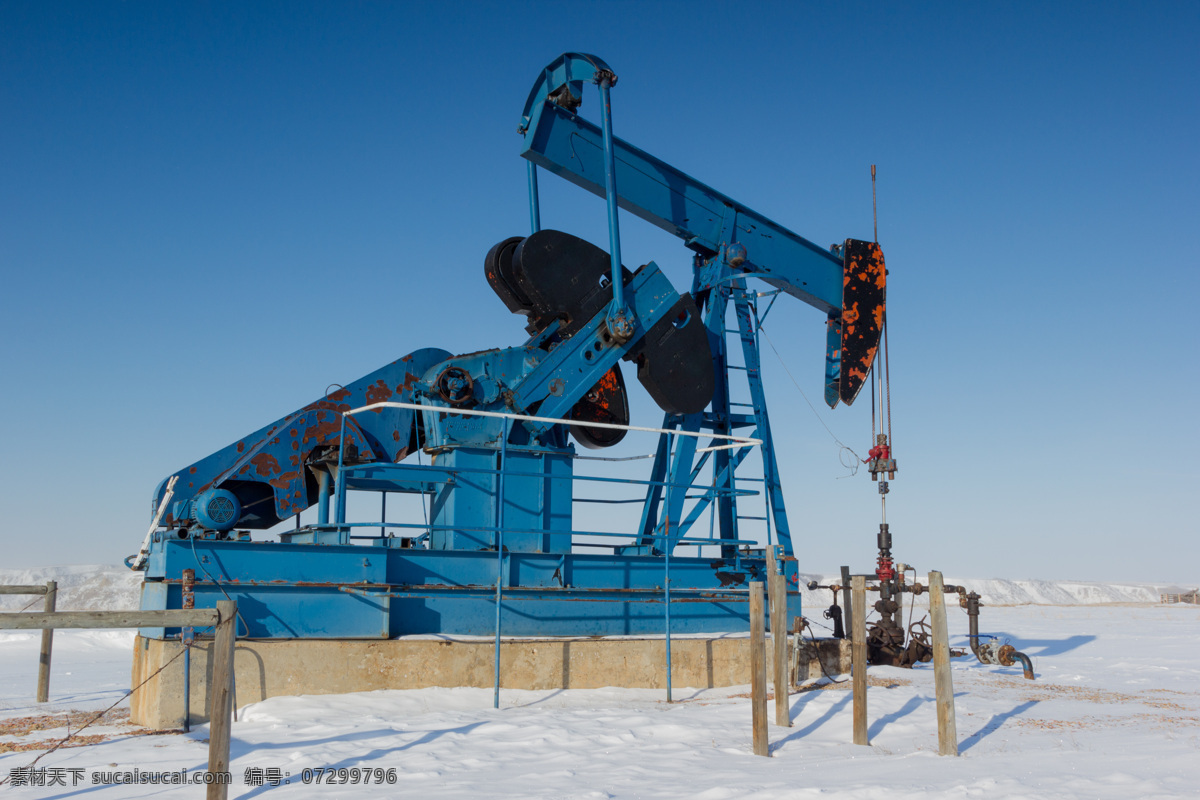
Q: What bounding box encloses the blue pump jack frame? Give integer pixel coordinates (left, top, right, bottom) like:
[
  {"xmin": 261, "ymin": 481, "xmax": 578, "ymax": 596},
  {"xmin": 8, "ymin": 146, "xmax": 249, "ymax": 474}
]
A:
[{"xmin": 138, "ymin": 54, "xmax": 876, "ymax": 664}]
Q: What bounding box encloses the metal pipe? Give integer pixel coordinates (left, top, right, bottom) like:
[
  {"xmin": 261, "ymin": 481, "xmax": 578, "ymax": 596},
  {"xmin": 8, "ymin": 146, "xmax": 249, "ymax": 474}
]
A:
[
  {"xmin": 966, "ymin": 591, "xmax": 1034, "ymax": 680},
  {"xmin": 966, "ymin": 591, "xmax": 983, "ymax": 660},
  {"xmin": 181, "ymin": 569, "xmax": 195, "ymax": 731},
  {"xmin": 527, "ymin": 161, "xmax": 541, "ymax": 234},
  {"xmin": 494, "ymin": 417, "xmax": 509, "ymax": 710},
  {"xmin": 597, "ymin": 74, "xmax": 625, "ymax": 314},
  {"xmin": 840, "ymin": 565, "xmax": 852, "ymax": 624},
  {"xmin": 335, "ymin": 416, "xmax": 347, "ymax": 535},
  {"xmin": 182, "ymin": 644, "xmax": 191, "ymax": 732},
  {"xmin": 317, "ymin": 470, "xmax": 330, "ymax": 526},
  {"xmin": 1010, "ymin": 650, "xmax": 1035, "ymax": 681},
  {"xmin": 664, "ymin": 431, "xmax": 673, "ymax": 703}
]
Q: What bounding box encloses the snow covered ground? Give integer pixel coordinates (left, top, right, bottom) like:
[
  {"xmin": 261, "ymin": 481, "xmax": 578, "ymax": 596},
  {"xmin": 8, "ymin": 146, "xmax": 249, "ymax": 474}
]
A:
[{"xmin": 1, "ymin": 580, "xmax": 1197, "ymax": 799}]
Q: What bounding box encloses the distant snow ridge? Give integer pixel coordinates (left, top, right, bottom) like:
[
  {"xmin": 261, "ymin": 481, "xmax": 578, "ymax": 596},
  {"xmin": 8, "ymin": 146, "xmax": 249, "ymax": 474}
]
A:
[
  {"xmin": 0, "ymin": 565, "xmax": 141, "ymax": 612},
  {"xmin": 796, "ymin": 573, "xmax": 1159, "ymax": 609},
  {"xmin": 950, "ymin": 577, "xmax": 1159, "ymax": 606}
]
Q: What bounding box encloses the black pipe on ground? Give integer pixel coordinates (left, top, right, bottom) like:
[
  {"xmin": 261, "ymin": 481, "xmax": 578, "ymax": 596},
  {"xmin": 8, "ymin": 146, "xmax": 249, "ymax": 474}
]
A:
[{"xmin": 965, "ymin": 590, "xmax": 1034, "ymax": 680}]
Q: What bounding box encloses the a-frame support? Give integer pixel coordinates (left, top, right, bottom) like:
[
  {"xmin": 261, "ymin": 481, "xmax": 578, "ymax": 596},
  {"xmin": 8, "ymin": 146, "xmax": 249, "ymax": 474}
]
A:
[{"xmin": 633, "ymin": 245, "xmax": 794, "ymax": 559}]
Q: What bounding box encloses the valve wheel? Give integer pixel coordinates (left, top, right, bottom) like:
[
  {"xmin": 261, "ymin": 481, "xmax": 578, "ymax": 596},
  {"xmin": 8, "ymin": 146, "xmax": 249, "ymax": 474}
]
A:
[{"xmin": 434, "ymin": 366, "xmax": 475, "ymax": 407}]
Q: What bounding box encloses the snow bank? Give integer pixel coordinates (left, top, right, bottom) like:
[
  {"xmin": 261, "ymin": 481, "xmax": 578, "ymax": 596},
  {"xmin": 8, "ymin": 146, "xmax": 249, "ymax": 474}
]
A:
[
  {"xmin": 0, "ymin": 565, "xmax": 141, "ymax": 612},
  {"xmin": 797, "ymin": 573, "xmax": 1161, "ymax": 609}
]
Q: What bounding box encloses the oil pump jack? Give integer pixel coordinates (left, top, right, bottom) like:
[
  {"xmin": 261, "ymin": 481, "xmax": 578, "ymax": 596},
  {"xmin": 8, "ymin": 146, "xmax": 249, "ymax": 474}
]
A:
[{"xmin": 132, "ymin": 53, "xmax": 896, "ymax": 642}]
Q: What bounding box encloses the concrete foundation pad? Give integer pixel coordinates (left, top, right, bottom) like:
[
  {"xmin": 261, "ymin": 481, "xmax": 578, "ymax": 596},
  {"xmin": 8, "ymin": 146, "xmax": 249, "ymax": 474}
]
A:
[{"xmin": 131, "ymin": 634, "xmax": 850, "ymax": 729}]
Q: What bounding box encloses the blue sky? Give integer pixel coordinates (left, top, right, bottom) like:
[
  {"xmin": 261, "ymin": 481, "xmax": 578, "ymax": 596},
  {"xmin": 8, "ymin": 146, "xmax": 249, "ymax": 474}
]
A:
[{"xmin": 2, "ymin": 1, "xmax": 1196, "ymax": 583}]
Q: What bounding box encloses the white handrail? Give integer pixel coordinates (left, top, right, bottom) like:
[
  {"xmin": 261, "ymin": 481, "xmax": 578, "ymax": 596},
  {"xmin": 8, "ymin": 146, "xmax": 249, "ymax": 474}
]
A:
[{"xmin": 346, "ymin": 400, "xmax": 762, "ymax": 452}]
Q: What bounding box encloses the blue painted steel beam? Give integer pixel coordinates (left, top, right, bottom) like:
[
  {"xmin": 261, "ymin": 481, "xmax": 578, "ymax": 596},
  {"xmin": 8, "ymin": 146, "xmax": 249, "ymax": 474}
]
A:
[
  {"xmin": 521, "ymin": 102, "xmax": 844, "ymax": 314},
  {"xmin": 733, "ymin": 288, "xmax": 792, "ymax": 553},
  {"xmin": 141, "ymin": 537, "xmax": 801, "ymax": 639}
]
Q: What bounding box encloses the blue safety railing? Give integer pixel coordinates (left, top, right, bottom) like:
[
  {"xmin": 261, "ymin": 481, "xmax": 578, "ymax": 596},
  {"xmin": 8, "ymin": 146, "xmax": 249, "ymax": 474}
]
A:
[{"xmin": 323, "ymin": 402, "xmax": 770, "ymax": 706}]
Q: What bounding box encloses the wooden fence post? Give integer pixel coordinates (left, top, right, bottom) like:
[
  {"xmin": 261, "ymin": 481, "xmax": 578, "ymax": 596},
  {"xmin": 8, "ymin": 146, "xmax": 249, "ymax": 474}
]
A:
[
  {"xmin": 851, "ymin": 575, "xmax": 869, "ymax": 746},
  {"xmin": 207, "ymin": 600, "xmax": 237, "ymax": 800},
  {"xmin": 767, "ymin": 548, "xmax": 790, "ymax": 727},
  {"xmin": 928, "ymin": 571, "xmax": 958, "ymax": 756},
  {"xmin": 36, "ymin": 581, "xmax": 56, "ymax": 703},
  {"xmin": 749, "ymin": 581, "xmax": 768, "ymax": 756}
]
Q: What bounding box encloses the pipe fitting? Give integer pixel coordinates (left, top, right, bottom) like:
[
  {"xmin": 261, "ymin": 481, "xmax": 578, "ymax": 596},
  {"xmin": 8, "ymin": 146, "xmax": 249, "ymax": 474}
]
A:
[{"xmin": 998, "ymin": 643, "xmax": 1035, "ymax": 680}]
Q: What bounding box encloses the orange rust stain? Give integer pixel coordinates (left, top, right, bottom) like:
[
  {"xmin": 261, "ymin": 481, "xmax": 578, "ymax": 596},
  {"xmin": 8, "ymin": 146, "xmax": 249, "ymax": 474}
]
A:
[
  {"xmin": 365, "ymin": 379, "xmax": 394, "ymax": 405},
  {"xmin": 872, "ymin": 304, "xmax": 885, "ymax": 330},
  {"xmin": 236, "ymin": 442, "xmax": 245, "ymax": 453},
  {"xmin": 268, "ymin": 470, "xmax": 300, "ymax": 490},
  {"xmin": 250, "ymin": 453, "xmax": 283, "ymax": 477},
  {"xmin": 189, "ymin": 467, "xmax": 197, "ymax": 474},
  {"xmin": 304, "ymin": 399, "xmax": 352, "ymax": 414}
]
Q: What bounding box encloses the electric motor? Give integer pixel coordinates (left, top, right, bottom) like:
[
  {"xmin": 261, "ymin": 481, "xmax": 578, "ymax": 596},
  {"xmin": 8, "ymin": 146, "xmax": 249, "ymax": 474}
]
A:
[{"xmin": 191, "ymin": 488, "xmax": 241, "ymax": 531}]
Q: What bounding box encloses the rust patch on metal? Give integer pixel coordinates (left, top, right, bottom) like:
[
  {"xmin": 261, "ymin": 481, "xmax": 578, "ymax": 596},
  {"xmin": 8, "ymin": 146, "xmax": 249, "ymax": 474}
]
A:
[
  {"xmin": 268, "ymin": 471, "xmax": 300, "ymax": 490},
  {"xmin": 236, "ymin": 441, "xmax": 245, "ymax": 453},
  {"xmin": 365, "ymin": 379, "xmax": 394, "ymax": 407},
  {"xmin": 303, "ymin": 399, "xmax": 352, "ymax": 414},
  {"xmin": 250, "ymin": 453, "xmax": 282, "ymax": 477}
]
